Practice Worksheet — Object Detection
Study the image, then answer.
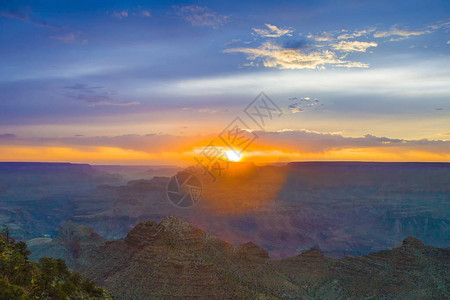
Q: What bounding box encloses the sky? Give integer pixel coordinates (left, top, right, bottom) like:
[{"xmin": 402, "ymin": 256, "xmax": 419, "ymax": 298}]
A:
[{"xmin": 0, "ymin": 0, "xmax": 449, "ymax": 165}]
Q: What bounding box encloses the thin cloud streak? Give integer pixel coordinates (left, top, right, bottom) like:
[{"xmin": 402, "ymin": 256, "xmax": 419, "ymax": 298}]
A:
[
  {"xmin": 0, "ymin": 10, "xmax": 60, "ymax": 29},
  {"xmin": 253, "ymin": 24, "xmax": 293, "ymax": 38},
  {"xmin": 331, "ymin": 41, "xmax": 377, "ymax": 52},
  {"xmin": 374, "ymin": 26, "xmax": 431, "ymax": 38},
  {"xmin": 159, "ymin": 62, "xmax": 450, "ymax": 97},
  {"xmin": 64, "ymin": 84, "xmax": 140, "ymax": 106}
]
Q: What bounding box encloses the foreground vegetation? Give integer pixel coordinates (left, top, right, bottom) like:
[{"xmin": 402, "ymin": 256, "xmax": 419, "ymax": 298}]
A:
[{"xmin": 0, "ymin": 228, "xmax": 112, "ymax": 299}]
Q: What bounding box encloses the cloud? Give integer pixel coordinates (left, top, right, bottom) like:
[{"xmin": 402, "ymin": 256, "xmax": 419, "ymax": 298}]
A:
[
  {"xmin": 2, "ymin": 134, "xmax": 193, "ymax": 154},
  {"xmin": 50, "ymin": 33, "xmax": 76, "ymax": 43},
  {"xmin": 2, "ymin": 131, "xmax": 449, "ymax": 159},
  {"xmin": 110, "ymin": 10, "xmax": 128, "ymax": 19},
  {"xmin": 331, "ymin": 41, "xmax": 377, "ymax": 52},
  {"xmin": 64, "ymin": 84, "xmax": 139, "ymax": 106},
  {"xmin": 256, "ymin": 131, "xmax": 450, "ymax": 154},
  {"xmin": 0, "ymin": 134, "xmax": 16, "ymax": 140},
  {"xmin": 0, "ymin": 10, "xmax": 60, "ymax": 29},
  {"xmin": 428, "ymin": 21, "xmax": 450, "ymax": 30},
  {"xmin": 307, "ymin": 31, "xmax": 335, "ymax": 42},
  {"xmin": 228, "ymin": 21, "xmax": 439, "ymax": 70},
  {"xmin": 309, "ymin": 24, "xmax": 433, "ymax": 44},
  {"xmin": 224, "ymin": 41, "xmax": 369, "ymax": 69},
  {"xmin": 308, "ymin": 28, "xmax": 375, "ymax": 42},
  {"xmin": 225, "ymin": 39, "xmax": 242, "ymax": 46},
  {"xmin": 447, "ymin": 40, "xmax": 450, "ymax": 45},
  {"xmin": 65, "ymin": 83, "xmax": 107, "ymax": 91},
  {"xmin": 288, "ymin": 97, "xmax": 322, "ymax": 113},
  {"xmin": 108, "ymin": 9, "xmax": 151, "ymax": 19},
  {"xmin": 374, "ymin": 26, "xmax": 431, "ymax": 39},
  {"xmin": 174, "ymin": 5, "xmax": 229, "ymax": 28},
  {"xmin": 337, "ymin": 28, "xmax": 376, "ymax": 40},
  {"xmin": 252, "ymin": 24, "xmax": 293, "ymax": 38},
  {"xmin": 156, "ymin": 61, "xmax": 450, "ymax": 100}
]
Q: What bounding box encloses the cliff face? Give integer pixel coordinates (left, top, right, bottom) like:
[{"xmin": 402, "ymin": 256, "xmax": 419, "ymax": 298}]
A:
[{"xmin": 29, "ymin": 217, "xmax": 450, "ymax": 299}]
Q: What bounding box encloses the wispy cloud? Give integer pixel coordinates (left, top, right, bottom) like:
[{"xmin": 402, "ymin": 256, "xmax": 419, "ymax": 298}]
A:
[
  {"xmin": 374, "ymin": 25, "xmax": 431, "ymax": 39},
  {"xmin": 252, "ymin": 24, "xmax": 293, "ymax": 38},
  {"xmin": 141, "ymin": 10, "xmax": 151, "ymax": 17},
  {"xmin": 108, "ymin": 8, "xmax": 151, "ymax": 19},
  {"xmin": 64, "ymin": 84, "xmax": 139, "ymax": 106},
  {"xmin": 110, "ymin": 10, "xmax": 129, "ymax": 20},
  {"xmin": 0, "ymin": 10, "xmax": 59, "ymax": 29},
  {"xmin": 50, "ymin": 33, "xmax": 77, "ymax": 43},
  {"xmin": 224, "ymin": 41, "xmax": 369, "ymax": 69},
  {"xmin": 174, "ymin": 5, "xmax": 229, "ymax": 28},
  {"xmin": 309, "ymin": 23, "xmax": 436, "ymax": 44},
  {"xmin": 428, "ymin": 21, "xmax": 450, "ymax": 30},
  {"xmin": 337, "ymin": 28, "xmax": 376, "ymax": 40},
  {"xmin": 307, "ymin": 31, "xmax": 335, "ymax": 42},
  {"xmin": 331, "ymin": 41, "xmax": 377, "ymax": 52}
]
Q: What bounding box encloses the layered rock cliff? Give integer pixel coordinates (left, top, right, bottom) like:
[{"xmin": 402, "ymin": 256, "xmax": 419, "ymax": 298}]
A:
[{"xmin": 29, "ymin": 217, "xmax": 450, "ymax": 299}]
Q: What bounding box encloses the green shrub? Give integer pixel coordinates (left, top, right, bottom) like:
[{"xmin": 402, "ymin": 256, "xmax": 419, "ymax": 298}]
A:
[{"xmin": 0, "ymin": 227, "xmax": 112, "ymax": 299}]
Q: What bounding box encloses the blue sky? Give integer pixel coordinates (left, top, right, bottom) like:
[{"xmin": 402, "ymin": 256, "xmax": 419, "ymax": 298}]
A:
[{"xmin": 0, "ymin": 0, "xmax": 449, "ymax": 164}]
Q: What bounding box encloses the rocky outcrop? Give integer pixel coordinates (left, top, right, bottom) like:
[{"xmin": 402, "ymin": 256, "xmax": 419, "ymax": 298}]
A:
[
  {"xmin": 125, "ymin": 216, "xmax": 233, "ymax": 254},
  {"xmin": 124, "ymin": 220, "xmax": 160, "ymax": 247},
  {"xmin": 297, "ymin": 247, "xmax": 325, "ymax": 261},
  {"xmin": 402, "ymin": 236, "xmax": 425, "ymax": 247},
  {"xmin": 236, "ymin": 242, "xmax": 269, "ymax": 260},
  {"xmin": 29, "ymin": 218, "xmax": 450, "ymax": 299}
]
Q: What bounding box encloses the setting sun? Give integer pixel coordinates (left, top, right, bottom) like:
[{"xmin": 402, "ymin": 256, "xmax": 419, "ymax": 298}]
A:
[{"xmin": 224, "ymin": 150, "xmax": 243, "ymax": 162}]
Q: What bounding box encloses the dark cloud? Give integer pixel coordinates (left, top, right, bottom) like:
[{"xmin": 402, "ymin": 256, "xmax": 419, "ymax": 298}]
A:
[
  {"xmin": 282, "ymin": 40, "xmax": 309, "ymax": 50},
  {"xmin": 288, "ymin": 97, "xmax": 323, "ymax": 113},
  {"xmin": 257, "ymin": 130, "xmax": 450, "ymax": 154},
  {"xmin": 65, "ymin": 84, "xmax": 110, "ymax": 104},
  {"xmin": 64, "ymin": 84, "xmax": 139, "ymax": 106},
  {"xmin": 65, "ymin": 84, "xmax": 106, "ymax": 90},
  {"xmin": 0, "ymin": 134, "xmax": 16, "ymax": 140}
]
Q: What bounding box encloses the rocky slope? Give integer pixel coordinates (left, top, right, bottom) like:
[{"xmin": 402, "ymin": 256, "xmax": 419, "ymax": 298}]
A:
[{"xmin": 29, "ymin": 216, "xmax": 450, "ymax": 299}]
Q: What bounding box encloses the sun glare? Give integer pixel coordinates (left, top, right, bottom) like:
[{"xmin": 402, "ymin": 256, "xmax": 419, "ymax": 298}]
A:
[{"xmin": 224, "ymin": 150, "xmax": 243, "ymax": 162}]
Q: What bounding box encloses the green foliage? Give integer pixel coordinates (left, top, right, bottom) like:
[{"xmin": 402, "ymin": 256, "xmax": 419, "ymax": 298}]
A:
[
  {"xmin": 0, "ymin": 279, "xmax": 25, "ymax": 300},
  {"xmin": 0, "ymin": 228, "xmax": 112, "ymax": 299}
]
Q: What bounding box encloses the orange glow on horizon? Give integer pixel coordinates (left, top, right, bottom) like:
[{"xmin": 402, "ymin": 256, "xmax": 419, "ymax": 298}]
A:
[{"xmin": 0, "ymin": 144, "xmax": 448, "ymax": 165}]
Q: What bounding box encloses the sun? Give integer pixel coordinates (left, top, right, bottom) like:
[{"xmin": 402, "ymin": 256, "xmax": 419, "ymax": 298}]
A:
[{"xmin": 224, "ymin": 150, "xmax": 243, "ymax": 162}]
